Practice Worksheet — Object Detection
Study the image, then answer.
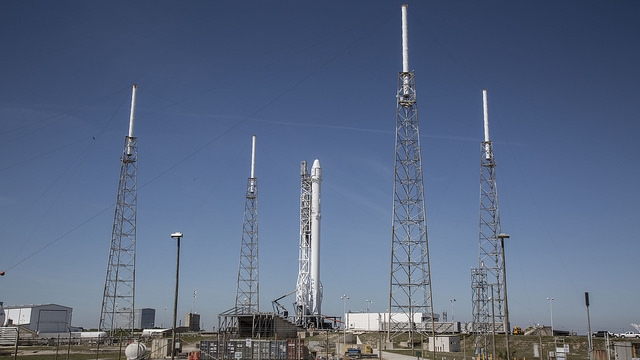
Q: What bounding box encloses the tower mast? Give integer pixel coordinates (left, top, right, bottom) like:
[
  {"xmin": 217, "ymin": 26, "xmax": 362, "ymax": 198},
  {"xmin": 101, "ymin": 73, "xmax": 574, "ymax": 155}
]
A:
[
  {"xmin": 388, "ymin": 4, "xmax": 434, "ymax": 345},
  {"xmin": 235, "ymin": 135, "xmax": 260, "ymax": 314},
  {"xmin": 99, "ymin": 84, "xmax": 139, "ymax": 335},
  {"xmin": 295, "ymin": 161, "xmax": 312, "ymax": 327},
  {"xmin": 472, "ymin": 89, "xmax": 506, "ymax": 355}
]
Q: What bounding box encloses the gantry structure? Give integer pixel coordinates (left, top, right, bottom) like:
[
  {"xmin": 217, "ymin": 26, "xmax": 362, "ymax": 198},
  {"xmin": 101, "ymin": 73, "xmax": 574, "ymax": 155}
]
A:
[
  {"xmin": 99, "ymin": 84, "xmax": 138, "ymax": 335},
  {"xmin": 388, "ymin": 4, "xmax": 434, "ymax": 346},
  {"xmin": 472, "ymin": 90, "xmax": 506, "ymax": 355},
  {"xmin": 295, "ymin": 160, "xmax": 313, "ymax": 327}
]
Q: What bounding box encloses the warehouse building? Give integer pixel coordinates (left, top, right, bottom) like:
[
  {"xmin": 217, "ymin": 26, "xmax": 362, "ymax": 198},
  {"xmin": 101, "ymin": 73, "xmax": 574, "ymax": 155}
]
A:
[{"xmin": 3, "ymin": 304, "xmax": 72, "ymax": 334}]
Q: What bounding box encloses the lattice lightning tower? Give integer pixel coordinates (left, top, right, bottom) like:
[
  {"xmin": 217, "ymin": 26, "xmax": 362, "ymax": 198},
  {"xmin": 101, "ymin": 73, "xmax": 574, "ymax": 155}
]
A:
[
  {"xmin": 235, "ymin": 135, "xmax": 259, "ymax": 314},
  {"xmin": 388, "ymin": 4, "xmax": 434, "ymax": 345},
  {"xmin": 472, "ymin": 89, "xmax": 505, "ymax": 355},
  {"xmin": 99, "ymin": 84, "xmax": 138, "ymax": 334}
]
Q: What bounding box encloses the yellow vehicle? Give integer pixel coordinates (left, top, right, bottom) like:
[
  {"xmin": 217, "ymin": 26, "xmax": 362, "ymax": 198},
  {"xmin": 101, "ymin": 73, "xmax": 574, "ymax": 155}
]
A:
[{"xmin": 513, "ymin": 326, "xmax": 524, "ymax": 335}]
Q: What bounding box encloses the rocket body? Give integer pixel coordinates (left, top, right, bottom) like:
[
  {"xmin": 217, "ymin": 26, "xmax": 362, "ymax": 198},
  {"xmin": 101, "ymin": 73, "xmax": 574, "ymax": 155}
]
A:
[{"xmin": 310, "ymin": 159, "xmax": 322, "ymax": 315}]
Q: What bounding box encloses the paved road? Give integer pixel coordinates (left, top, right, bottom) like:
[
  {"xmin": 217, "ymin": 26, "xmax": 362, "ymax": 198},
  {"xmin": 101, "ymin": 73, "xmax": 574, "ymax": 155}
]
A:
[{"xmin": 380, "ymin": 351, "xmax": 418, "ymax": 360}]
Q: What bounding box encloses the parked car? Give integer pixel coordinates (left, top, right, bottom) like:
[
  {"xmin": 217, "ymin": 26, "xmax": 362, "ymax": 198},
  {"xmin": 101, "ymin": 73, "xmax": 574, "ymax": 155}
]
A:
[{"xmin": 593, "ymin": 331, "xmax": 613, "ymax": 338}]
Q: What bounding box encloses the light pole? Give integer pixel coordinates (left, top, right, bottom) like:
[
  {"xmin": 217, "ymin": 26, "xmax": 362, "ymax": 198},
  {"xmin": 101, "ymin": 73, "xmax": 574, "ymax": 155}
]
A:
[
  {"xmin": 498, "ymin": 232, "xmax": 511, "ymax": 360},
  {"xmin": 163, "ymin": 307, "xmax": 167, "ymax": 328},
  {"xmin": 546, "ymin": 297, "xmax": 554, "ymax": 335},
  {"xmin": 342, "ymin": 294, "xmax": 350, "ymax": 347},
  {"xmin": 192, "ymin": 290, "xmax": 198, "ymax": 314},
  {"xmin": 366, "ymin": 300, "xmax": 372, "ymax": 331},
  {"xmin": 170, "ymin": 232, "xmax": 183, "ymax": 360},
  {"xmin": 450, "ymin": 299, "xmax": 456, "ymax": 321}
]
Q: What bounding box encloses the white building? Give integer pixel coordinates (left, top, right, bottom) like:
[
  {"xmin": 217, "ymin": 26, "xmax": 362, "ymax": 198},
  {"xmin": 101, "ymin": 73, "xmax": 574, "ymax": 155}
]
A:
[
  {"xmin": 345, "ymin": 312, "xmax": 440, "ymax": 331},
  {"xmin": 3, "ymin": 304, "xmax": 72, "ymax": 334},
  {"xmin": 428, "ymin": 336, "xmax": 460, "ymax": 352}
]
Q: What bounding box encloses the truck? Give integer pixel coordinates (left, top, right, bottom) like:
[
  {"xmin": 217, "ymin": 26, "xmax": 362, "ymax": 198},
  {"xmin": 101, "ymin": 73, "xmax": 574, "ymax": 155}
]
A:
[{"xmin": 616, "ymin": 331, "xmax": 640, "ymax": 338}]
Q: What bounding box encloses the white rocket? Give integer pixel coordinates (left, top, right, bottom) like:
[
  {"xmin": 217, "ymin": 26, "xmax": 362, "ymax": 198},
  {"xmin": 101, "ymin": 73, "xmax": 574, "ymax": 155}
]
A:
[
  {"xmin": 295, "ymin": 159, "xmax": 323, "ymax": 326},
  {"xmin": 310, "ymin": 159, "xmax": 322, "ymax": 315}
]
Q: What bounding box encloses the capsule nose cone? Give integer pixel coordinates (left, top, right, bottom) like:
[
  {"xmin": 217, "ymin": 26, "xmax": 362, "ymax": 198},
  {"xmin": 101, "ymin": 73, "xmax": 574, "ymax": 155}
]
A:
[{"xmin": 311, "ymin": 159, "xmax": 321, "ymax": 178}]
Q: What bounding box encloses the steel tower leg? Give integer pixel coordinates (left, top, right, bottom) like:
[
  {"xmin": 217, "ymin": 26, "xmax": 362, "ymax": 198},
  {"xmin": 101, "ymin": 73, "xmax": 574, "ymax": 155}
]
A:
[
  {"xmin": 388, "ymin": 70, "xmax": 434, "ymax": 346},
  {"xmin": 99, "ymin": 135, "xmax": 137, "ymax": 335}
]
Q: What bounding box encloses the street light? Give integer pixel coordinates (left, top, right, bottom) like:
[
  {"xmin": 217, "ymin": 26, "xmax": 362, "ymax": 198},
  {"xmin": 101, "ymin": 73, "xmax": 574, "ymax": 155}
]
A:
[
  {"xmin": 546, "ymin": 297, "xmax": 554, "ymax": 335},
  {"xmin": 366, "ymin": 300, "xmax": 372, "ymax": 331},
  {"xmin": 341, "ymin": 294, "xmax": 350, "ymax": 347},
  {"xmin": 449, "ymin": 299, "xmax": 456, "ymax": 321},
  {"xmin": 170, "ymin": 232, "xmax": 183, "ymax": 360},
  {"xmin": 498, "ymin": 232, "xmax": 511, "ymax": 359}
]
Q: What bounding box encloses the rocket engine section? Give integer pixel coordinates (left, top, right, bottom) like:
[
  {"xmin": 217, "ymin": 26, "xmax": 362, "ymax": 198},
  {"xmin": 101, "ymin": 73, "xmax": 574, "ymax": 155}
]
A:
[{"xmin": 295, "ymin": 159, "xmax": 323, "ymax": 328}]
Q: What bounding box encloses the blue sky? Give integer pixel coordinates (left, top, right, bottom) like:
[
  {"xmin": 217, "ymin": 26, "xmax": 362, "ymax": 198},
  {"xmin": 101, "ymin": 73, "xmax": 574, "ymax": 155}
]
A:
[{"xmin": 1, "ymin": 1, "xmax": 638, "ymax": 334}]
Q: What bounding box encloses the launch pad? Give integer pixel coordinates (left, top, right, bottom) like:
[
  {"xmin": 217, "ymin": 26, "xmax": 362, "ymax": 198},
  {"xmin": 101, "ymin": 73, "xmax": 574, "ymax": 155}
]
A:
[{"xmin": 217, "ymin": 312, "xmax": 301, "ymax": 339}]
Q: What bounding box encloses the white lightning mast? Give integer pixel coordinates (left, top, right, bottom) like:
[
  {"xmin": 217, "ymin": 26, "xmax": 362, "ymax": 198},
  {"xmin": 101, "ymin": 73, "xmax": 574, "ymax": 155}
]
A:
[
  {"xmin": 388, "ymin": 4, "xmax": 434, "ymax": 346},
  {"xmin": 100, "ymin": 84, "xmax": 139, "ymax": 335},
  {"xmin": 472, "ymin": 89, "xmax": 507, "ymax": 356}
]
